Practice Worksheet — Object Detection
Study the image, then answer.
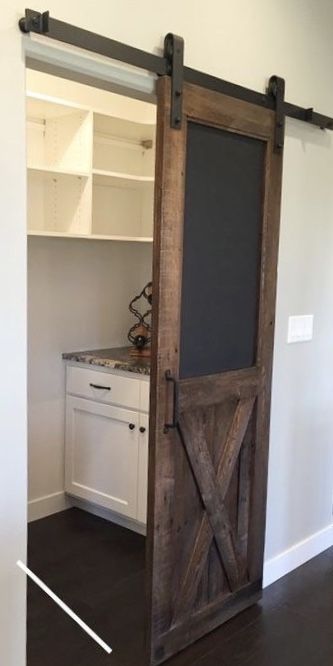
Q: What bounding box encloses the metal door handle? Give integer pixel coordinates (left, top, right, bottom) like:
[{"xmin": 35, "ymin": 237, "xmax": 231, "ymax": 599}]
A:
[
  {"xmin": 164, "ymin": 370, "xmax": 179, "ymax": 432},
  {"xmin": 129, "ymin": 423, "xmax": 135, "ymax": 430},
  {"xmin": 139, "ymin": 426, "xmax": 146, "ymax": 433},
  {"xmin": 89, "ymin": 383, "xmax": 111, "ymax": 391}
]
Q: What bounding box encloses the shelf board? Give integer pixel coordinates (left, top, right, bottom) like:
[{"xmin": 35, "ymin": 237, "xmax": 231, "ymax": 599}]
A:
[
  {"xmin": 27, "ymin": 92, "xmax": 89, "ymax": 117},
  {"xmin": 93, "ymin": 169, "xmax": 154, "ymax": 188},
  {"xmin": 27, "ymin": 166, "xmax": 90, "ymax": 179},
  {"xmin": 94, "ymin": 112, "xmax": 156, "ymax": 141},
  {"xmin": 27, "ymin": 91, "xmax": 156, "ymax": 127},
  {"xmin": 92, "ymin": 234, "xmax": 153, "ymax": 242},
  {"xmin": 27, "ymin": 230, "xmax": 153, "ymax": 243}
]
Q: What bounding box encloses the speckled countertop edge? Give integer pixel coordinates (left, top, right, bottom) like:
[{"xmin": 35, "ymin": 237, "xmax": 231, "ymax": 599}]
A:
[{"xmin": 62, "ymin": 347, "xmax": 150, "ymax": 376}]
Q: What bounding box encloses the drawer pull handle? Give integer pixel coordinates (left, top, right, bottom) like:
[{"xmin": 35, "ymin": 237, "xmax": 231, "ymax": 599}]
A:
[
  {"xmin": 89, "ymin": 383, "xmax": 111, "ymax": 391},
  {"xmin": 139, "ymin": 426, "xmax": 146, "ymax": 434},
  {"xmin": 129, "ymin": 423, "xmax": 135, "ymax": 430}
]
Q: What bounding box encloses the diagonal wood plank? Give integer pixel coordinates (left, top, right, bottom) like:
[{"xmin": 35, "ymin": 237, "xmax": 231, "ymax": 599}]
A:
[
  {"xmin": 237, "ymin": 431, "xmax": 253, "ymax": 564},
  {"xmin": 173, "ymin": 398, "xmax": 255, "ymax": 622},
  {"xmin": 178, "ymin": 411, "xmax": 242, "ymax": 591},
  {"xmin": 217, "ymin": 398, "xmax": 255, "ymax": 490}
]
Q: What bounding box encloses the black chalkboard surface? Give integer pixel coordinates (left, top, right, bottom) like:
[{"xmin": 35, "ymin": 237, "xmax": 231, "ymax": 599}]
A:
[{"xmin": 179, "ymin": 122, "xmax": 265, "ymax": 379}]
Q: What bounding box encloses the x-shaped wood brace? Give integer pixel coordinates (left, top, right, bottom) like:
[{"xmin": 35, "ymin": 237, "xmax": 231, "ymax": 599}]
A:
[{"xmin": 173, "ymin": 397, "xmax": 255, "ymax": 622}]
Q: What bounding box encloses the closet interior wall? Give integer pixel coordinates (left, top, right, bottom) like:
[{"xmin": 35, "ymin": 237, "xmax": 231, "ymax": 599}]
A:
[{"xmin": 27, "ymin": 70, "xmax": 155, "ymax": 517}]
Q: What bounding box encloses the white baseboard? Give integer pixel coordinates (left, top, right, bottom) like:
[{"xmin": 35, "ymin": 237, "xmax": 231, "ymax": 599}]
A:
[
  {"xmin": 263, "ymin": 522, "xmax": 333, "ymax": 588},
  {"xmin": 28, "ymin": 491, "xmax": 71, "ymax": 522},
  {"xmin": 70, "ymin": 496, "xmax": 146, "ymax": 535},
  {"xmin": 28, "ymin": 490, "xmax": 146, "ymax": 535}
]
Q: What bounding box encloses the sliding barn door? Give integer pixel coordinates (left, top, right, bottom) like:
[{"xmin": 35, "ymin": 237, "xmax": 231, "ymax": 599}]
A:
[{"xmin": 146, "ymin": 77, "xmax": 283, "ymax": 665}]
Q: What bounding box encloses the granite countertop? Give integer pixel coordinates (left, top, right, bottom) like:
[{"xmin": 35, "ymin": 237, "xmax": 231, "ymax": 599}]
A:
[{"xmin": 62, "ymin": 346, "xmax": 150, "ymax": 376}]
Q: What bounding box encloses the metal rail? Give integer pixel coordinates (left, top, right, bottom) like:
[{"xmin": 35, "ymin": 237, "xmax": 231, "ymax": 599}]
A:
[{"xmin": 19, "ymin": 8, "xmax": 333, "ymax": 150}]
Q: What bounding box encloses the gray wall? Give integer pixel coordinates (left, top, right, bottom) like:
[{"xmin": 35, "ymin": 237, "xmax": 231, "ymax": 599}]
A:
[
  {"xmin": 266, "ymin": 117, "xmax": 333, "ymax": 560},
  {"xmin": 28, "ymin": 237, "xmax": 152, "ymax": 506}
]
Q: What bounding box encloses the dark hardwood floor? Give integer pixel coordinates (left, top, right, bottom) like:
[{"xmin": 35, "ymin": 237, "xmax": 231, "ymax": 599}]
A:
[{"xmin": 28, "ymin": 508, "xmax": 333, "ymax": 666}]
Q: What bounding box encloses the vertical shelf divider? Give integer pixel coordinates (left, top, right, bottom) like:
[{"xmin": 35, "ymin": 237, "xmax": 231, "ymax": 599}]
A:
[{"xmin": 26, "ymin": 83, "xmax": 156, "ymax": 241}]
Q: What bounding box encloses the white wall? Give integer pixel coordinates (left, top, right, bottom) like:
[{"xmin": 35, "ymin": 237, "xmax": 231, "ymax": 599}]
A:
[
  {"xmin": 0, "ymin": 11, "xmax": 27, "ymax": 666},
  {"xmin": 264, "ymin": 116, "xmax": 333, "ymax": 579},
  {"xmin": 2, "ymin": 1, "xmax": 333, "ymax": 664},
  {"xmin": 28, "ymin": 238, "xmax": 152, "ymax": 517}
]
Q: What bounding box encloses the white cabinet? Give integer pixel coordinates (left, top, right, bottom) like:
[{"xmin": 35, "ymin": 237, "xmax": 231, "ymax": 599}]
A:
[
  {"xmin": 65, "ymin": 396, "xmax": 140, "ymax": 518},
  {"xmin": 65, "ymin": 365, "xmax": 149, "ymax": 526},
  {"xmin": 137, "ymin": 412, "xmax": 149, "ymax": 524}
]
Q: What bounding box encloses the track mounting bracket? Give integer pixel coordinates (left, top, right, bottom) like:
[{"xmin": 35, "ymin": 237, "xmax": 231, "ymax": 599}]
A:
[
  {"xmin": 268, "ymin": 75, "xmax": 286, "ymax": 153},
  {"xmin": 164, "ymin": 33, "xmax": 184, "ymax": 130},
  {"xmin": 19, "ymin": 8, "xmax": 49, "ymax": 34}
]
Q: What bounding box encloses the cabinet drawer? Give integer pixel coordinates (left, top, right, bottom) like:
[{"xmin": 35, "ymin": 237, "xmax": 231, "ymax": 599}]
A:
[{"xmin": 66, "ymin": 365, "xmax": 140, "ymax": 410}]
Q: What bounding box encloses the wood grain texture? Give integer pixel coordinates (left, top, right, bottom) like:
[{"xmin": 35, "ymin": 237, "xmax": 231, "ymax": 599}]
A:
[
  {"xmin": 247, "ymin": 135, "xmax": 284, "ymax": 584},
  {"xmin": 237, "ymin": 421, "xmax": 254, "ymax": 565},
  {"xmin": 155, "ymin": 580, "xmax": 262, "ymax": 658},
  {"xmin": 179, "ymin": 411, "xmax": 242, "ymax": 591},
  {"xmin": 184, "ymin": 83, "xmax": 274, "ymax": 139},
  {"xmin": 146, "ymin": 78, "xmax": 283, "ymax": 665},
  {"xmin": 172, "ymin": 399, "xmax": 255, "ymax": 620},
  {"xmin": 179, "ymin": 367, "xmax": 259, "ymax": 411},
  {"xmin": 146, "ymin": 76, "xmax": 187, "ymax": 662}
]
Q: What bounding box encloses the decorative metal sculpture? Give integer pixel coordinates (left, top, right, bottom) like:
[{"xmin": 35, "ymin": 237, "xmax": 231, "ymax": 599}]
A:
[{"xmin": 128, "ymin": 282, "xmax": 152, "ymax": 356}]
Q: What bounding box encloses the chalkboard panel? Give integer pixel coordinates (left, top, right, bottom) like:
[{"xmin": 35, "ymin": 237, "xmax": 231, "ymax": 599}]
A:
[{"xmin": 179, "ymin": 122, "xmax": 265, "ymax": 379}]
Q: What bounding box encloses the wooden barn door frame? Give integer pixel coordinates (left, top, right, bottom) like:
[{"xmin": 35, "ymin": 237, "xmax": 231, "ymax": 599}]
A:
[{"xmin": 146, "ymin": 76, "xmax": 283, "ymax": 665}]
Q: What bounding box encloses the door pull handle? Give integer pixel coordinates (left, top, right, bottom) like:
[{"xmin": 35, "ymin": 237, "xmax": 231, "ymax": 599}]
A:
[{"xmin": 164, "ymin": 370, "xmax": 179, "ymax": 433}]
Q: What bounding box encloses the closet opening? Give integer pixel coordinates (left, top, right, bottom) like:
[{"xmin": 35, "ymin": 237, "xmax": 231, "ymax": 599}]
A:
[{"xmin": 26, "ymin": 63, "xmax": 156, "ymax": 666}]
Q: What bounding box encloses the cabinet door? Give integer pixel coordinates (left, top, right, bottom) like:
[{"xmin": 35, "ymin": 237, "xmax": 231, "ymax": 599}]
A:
[
  {"xmin": 137, "ymin": 413, "xmax": 149, "ymax": 524},
  {"xmin": 65, "ymin": 396, "xmax": 139, "ymax": 518}
]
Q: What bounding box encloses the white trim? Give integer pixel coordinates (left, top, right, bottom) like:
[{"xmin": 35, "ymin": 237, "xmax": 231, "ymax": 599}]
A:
[
  {"xmin": 28, "ymin": 491, "xmax": 71, "ymax": 522},
  {"xmin": 70, "ymin": 496, "xmax": 146, "ymax": 535},
  {"xmin": 263, "ymin": 522, "xmax": 333, "ymax": 588},
  {"xmin": 28, "ymin": 491, "xmax": 146, "ymax": 534}
]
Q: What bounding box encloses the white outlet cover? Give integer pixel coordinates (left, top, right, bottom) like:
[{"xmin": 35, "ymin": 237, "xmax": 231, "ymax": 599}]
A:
[{"xmin": 287, "ymin": 315, "xmax": 314, "ymax": 344}]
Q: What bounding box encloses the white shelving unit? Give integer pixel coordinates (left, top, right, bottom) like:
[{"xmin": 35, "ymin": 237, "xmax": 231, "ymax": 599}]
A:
[{"xmin": 26, "ymin": 88, "xmax": 156, "ymax": 242}]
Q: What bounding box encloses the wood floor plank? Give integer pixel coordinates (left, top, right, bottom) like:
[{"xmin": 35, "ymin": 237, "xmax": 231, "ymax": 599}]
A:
[{"xmin": 28, "ymin": 509, "xmax": 333, "ymax": 666}]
